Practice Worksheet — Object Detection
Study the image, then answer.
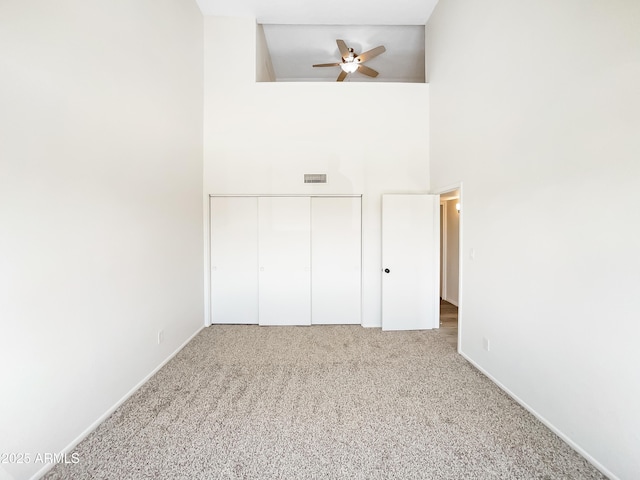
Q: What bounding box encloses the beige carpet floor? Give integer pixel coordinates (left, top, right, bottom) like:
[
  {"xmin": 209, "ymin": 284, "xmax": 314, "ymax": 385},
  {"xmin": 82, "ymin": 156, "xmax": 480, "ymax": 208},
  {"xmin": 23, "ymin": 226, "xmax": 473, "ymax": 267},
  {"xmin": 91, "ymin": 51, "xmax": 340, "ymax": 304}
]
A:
[{"xmin": 45, "ymin": 325, "xmax": 604, "ymax": 479}]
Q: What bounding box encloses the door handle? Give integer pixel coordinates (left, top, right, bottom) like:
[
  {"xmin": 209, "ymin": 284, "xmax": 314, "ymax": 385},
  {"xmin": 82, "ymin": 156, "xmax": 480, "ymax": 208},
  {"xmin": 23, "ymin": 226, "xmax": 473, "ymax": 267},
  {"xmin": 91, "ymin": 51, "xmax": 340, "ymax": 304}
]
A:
[{"xmin": 384, "ymin": 268, "xmax": 390, "ymax": 273}]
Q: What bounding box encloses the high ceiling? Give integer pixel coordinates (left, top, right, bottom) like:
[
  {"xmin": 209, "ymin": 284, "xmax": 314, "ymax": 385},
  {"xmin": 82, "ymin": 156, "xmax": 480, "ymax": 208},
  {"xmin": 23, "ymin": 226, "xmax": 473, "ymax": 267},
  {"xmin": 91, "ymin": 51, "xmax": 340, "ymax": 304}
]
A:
[
  {"xmin": 195, "ymin": 0, "xmax": 439, "ymax": 25},
  {"xmin": 195, "ymin": 0, "xmax": 440, "ymax": 82}
]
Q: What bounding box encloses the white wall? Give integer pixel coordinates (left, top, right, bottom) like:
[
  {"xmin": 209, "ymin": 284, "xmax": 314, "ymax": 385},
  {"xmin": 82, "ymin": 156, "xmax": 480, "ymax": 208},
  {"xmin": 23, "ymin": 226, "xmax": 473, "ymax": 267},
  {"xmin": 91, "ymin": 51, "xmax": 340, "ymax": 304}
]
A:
[
  {"xmin": 203, "ymin": 17, "xmax": 429, "ymax": 327},
  {"xmin": 0, "ymin": 2, "xmax": 204, "ymax": 479},
  {"xmin": 427, "ymin": 1, "xmax": 640, "ymax": 478}
]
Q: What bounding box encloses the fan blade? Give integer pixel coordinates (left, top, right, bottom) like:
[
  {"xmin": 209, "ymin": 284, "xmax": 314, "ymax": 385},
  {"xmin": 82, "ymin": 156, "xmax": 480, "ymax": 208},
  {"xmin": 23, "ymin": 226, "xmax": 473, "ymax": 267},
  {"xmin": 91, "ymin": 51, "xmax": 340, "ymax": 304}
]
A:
[
  {"xmin": 313, "ymin": 63, "xmax": 341, "ymax": 68},
  {"xmin": 336, "ymin": 39, "xmax": 350, "ymax": 59},
  {"xmin": 358, "ymin": 65, "xmax": 379, "ymax": 78},
  {"xmin": 337, "ymin": 70, "xmax": 347, "ymax": 82},
  {"xmin": 356, "ymin": 45, "xmax": 386, "ymax": 63}
]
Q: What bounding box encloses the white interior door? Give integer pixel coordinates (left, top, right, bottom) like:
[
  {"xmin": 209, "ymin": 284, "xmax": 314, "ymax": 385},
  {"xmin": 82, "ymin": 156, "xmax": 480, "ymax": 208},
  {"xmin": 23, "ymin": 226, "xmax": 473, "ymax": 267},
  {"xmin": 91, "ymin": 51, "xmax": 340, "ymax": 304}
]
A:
[
  {"xmin": 258, "ymin": 197, "xmax": 311, "ymax": 326},
  {"xmin": 210, "ymin": 196, "xmax": 258, "ymax": 324},
  {"xmin": 311, "ymin": 197, "xmax": 361, "ymax": 325},
  {"xmin": 382, "ymin": 194, "xmax": 440, "ymax": 331}
]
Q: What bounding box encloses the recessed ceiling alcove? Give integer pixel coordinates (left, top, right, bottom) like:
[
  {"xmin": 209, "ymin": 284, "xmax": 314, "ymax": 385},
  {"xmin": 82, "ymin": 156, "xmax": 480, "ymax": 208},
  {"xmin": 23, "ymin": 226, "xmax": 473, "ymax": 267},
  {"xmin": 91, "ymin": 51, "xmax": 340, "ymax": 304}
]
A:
[
  {"xmin": 195, "ymin": 0, "xmax": 438, "ymax": 83},
  {"xmin": 261, "ymin": 24, "xmax": 425, "ymax": 83}
]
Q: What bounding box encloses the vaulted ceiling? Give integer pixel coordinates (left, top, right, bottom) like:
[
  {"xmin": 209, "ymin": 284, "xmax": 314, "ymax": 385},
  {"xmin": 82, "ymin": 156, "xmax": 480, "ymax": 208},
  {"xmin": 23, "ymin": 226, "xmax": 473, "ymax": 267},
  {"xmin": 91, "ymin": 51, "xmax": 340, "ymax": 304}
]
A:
[{"xmin": 195, "ymin": 0, "xmax": 440, "ymax": 82}]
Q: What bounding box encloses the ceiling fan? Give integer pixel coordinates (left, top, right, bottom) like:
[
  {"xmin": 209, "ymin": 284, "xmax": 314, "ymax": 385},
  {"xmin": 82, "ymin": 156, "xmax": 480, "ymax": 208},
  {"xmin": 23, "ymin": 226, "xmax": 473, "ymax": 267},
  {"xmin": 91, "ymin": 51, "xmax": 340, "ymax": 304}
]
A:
[{"xmin": 313, "ymin": 39, "xmax": 386, "ymax": 82}]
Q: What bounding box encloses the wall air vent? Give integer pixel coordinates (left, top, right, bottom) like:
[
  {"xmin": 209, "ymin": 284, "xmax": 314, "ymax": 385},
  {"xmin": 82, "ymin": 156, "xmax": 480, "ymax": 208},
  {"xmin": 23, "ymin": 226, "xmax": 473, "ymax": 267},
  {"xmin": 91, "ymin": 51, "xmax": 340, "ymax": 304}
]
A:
[{"xmin": 304, "ymin": 174, "xmax": 327, "ymax": 184}]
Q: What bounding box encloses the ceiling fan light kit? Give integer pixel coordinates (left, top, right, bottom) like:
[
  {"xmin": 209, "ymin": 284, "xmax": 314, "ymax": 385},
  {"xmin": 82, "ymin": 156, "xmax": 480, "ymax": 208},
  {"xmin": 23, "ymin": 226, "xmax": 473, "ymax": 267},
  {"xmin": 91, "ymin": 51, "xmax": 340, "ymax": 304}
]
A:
[
  {"xmin": 340, "ymin": 61, "xmax": 359, "ymax": 74},
  {"xmin": 313, "ymin": 39, "xmax": 386, "ymax": 82}
]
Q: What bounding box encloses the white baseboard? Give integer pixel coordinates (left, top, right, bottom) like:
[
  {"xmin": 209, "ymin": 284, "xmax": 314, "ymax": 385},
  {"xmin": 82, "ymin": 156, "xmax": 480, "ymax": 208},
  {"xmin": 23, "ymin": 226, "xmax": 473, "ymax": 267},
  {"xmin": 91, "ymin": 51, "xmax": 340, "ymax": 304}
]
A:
[
  {"xmin": 31, "ymin": 326, "xmax": 204, "ymax": 480},
  {"xmin": 459, "ymin": 351, "xmax": 617, "ymax": 480},
  {"xmin": 360, "ymin": 323, "xmax": 380, "ymax": 328}
]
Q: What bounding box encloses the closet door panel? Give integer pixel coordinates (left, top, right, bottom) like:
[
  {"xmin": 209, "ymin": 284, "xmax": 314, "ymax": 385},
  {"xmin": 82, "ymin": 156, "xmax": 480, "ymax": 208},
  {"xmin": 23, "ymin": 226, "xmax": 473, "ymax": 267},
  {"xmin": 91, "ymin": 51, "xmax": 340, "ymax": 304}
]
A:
[
  {"xmin": 210, "ymin": 197, "xmax": 258, "ymax": 324},
  {"xmin": 311, "ymin": 197, "xmax": 362, "ymax": 325},
  {"xmin": 258, "ymin": 197, "xmax": 311, "ymax": 326}
]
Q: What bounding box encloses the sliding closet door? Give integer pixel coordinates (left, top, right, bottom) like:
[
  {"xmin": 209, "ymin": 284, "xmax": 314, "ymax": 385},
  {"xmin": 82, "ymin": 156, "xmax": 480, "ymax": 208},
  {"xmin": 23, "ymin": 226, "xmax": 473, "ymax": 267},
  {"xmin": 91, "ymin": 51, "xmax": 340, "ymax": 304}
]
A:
[
  {"xmin": 258, "ymin": 197, "xmax": 311, "ymax": 326},
  {"xmin": 210, "ymin": 196, "xmax": 258, "ymax": 324},
  {"xmin": 311, "ymin": 197, "xmax": 362, "ymax": 324}
]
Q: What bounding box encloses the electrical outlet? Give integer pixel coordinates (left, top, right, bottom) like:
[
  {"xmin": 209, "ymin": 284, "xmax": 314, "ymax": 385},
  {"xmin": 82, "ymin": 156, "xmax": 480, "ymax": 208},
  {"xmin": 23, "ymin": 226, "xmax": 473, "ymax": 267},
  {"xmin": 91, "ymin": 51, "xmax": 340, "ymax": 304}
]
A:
[
  {"xmin": 483, "ymin": 337, "xmax": 490, "ymax": 352},
  {"xmin": 157, "ymin": 330, "xmax": 164, "ymax": 345}
]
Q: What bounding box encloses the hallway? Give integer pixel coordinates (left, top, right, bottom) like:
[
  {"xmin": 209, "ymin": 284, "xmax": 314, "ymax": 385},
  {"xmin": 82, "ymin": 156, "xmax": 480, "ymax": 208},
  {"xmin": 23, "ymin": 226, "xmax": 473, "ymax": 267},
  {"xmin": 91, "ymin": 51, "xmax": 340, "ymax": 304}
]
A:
[{"xmin": 439, "ymin": 299, "xmax": 458, "ymax": 350}]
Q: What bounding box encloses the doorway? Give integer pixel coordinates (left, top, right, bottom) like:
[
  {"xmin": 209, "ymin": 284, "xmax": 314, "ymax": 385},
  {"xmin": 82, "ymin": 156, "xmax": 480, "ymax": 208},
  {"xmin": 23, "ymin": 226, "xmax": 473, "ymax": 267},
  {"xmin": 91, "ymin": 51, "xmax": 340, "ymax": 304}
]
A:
[{"xmin": 438, "ymin": 188, "xmax": 461, "ymax": 350}]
